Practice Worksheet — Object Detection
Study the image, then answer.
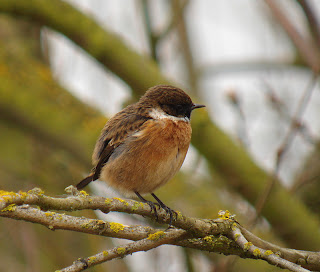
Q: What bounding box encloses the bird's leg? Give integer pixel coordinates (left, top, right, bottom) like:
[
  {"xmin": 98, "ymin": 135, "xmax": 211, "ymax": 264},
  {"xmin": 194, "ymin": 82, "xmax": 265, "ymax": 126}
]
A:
[
  {"xmin": 151, "ymin": 193, "xmax": 177, "ymax": 226},
  {"xmin": 135, "ymin": 192, "xmax": 159, "ymax": 221}
]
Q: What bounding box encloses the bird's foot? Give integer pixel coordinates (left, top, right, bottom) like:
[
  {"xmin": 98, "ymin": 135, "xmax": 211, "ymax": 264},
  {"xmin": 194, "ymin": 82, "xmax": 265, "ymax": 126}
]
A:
[{"xmin": 151, "ymin": 193, "xmax": 178, "ymax": 226}]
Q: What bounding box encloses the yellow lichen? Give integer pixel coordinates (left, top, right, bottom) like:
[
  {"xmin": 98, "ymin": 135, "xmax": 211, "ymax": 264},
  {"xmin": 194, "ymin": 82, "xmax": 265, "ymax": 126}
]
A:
[
  {"xmin": 114, "ymin": 197, "xmax": 129, "ymax": 206},
  {"xmin": 265, "ymin": 250, "xmax": 274, "ymax": 256},
  {"xmin": 81, "ymin": 222, "xmax": 92, "ymax": 229},
  {"xmin": 147, "ymin": 231, "xmax": 165, "ymax": 241},
  {"xmin": 232, "ymin": 223, "xmax": 238, "ymax": 230},
  {"xmin": 1, "ymin": 204, "xmax": 16, "ymax": 212},
  {"xmin": 0, "ymin": 190, "xmax": 18, "ymax": 202},
  {"xmin": 253, "ymin": 248, "xmax": 261, "ymax": 257},
  {"xmin": 218, "ymin": 210, "xmax": 235, "ymax": 220},
  {"xmin": 244, "ymin": 242, "xmax": 253, "ymax": 251},
  {"xmin": 110, "ymin": 222, "xmax": 124, "ymax": 233},
  {"xmin": 102, "ymin": 251, "xmax": 109, "ymax": 257},
  {"xmin": 131, "ymin": 202, "xmax": 144, "ymax": 211},
  {"xmin": 87, "ymin": 256, "xmax": 97, "ymax": 264},
  {"xmin": 234, "ymin": 233, "xmax": 240, "ymax": 241},
  {"xmin": 116, "ymin": 247, "xmax": 126, "ymax": 255},
  {"xmin": 18, "ymin": 191, "xmax": 28, "ymax": 200},
  {"xmin": 79, "ymin": 190, "xmax": 89, "ymax": 197},
  {"xmin": 45, "ymin": 212, "xmax": 55, "ymax": 217},
  {"xmin": 204, "ymin": 236, "xmax": 214, "ymax": 243},
  {"xmin": 0, "ymin": 190, "xmax": 15, "ymax": 196},
  {"xmin": 105, "ymin": 198, "xmax": 113, "ymax": 205}
]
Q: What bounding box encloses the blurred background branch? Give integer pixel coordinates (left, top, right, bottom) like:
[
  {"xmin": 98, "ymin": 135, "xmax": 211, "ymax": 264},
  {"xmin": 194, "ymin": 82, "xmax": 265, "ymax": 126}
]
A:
[{"xmin": 1, "ymin": 0, "xmax": 320, "ymax": 271}]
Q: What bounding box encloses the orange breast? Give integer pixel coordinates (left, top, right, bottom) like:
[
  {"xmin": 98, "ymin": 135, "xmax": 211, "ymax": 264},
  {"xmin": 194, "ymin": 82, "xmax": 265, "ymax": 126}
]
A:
[{"xmin": 100, "ymin": 119, "xmax": 192, "ymax": 196}]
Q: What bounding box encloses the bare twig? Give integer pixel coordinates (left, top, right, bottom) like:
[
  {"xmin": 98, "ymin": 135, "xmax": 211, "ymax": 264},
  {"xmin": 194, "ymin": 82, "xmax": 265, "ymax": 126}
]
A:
[
  {"xmin": 263, "ymin": 81, "xmax": 316, "ymax": 145},
  {"xmin": 296, "ymin": 0, "xmax": 320, "ymax": 46},
  {"xmin": 140, "ymin": 0, "xmax": 158, "ymax": 61},
  {"xmin": 252, "ymin": 73, "xmax": 318, "ymax": 225},
  {"xmin": 264, "ymin": 0, "xmax": 320, "ymax": 71},
  {"xmin": 226, "ymin": 90, "xmax": 250, "ymax": 147},
  {"xmin": 171, "ymin": 0, "xmax": 198, "ymax": 94}
]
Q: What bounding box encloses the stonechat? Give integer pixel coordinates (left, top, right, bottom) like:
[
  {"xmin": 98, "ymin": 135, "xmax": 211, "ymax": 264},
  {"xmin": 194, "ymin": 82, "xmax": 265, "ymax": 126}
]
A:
[{"xmin": 76, "ymin": 85, "xmax": 205, "ymax": 224}]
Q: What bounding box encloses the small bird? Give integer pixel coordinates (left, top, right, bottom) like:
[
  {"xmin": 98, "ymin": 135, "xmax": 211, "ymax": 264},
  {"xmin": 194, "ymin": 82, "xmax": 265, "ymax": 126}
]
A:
[{"xmin": 76, "ymin": 85, "xmax": 205, "ymax": 224}]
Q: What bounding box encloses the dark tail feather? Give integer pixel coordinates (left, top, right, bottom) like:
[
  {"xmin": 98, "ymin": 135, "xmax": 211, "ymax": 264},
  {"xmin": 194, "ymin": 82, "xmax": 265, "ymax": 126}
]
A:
[{"xmin": 76, "ymin": 173, "xmax": 96, "ymax": 190}]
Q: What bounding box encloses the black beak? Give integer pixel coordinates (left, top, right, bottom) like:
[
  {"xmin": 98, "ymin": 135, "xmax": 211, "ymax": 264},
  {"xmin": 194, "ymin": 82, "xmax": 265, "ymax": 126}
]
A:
[{"xmin": 191, "ymin": 103, "xmax": 206, "ymax": 110}]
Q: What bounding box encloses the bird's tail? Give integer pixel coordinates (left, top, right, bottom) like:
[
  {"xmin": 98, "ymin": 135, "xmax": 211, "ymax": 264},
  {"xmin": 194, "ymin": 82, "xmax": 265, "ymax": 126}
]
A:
[{"xmin": 76, "ymin": 173, "xmax": 96, "ymax": 190}]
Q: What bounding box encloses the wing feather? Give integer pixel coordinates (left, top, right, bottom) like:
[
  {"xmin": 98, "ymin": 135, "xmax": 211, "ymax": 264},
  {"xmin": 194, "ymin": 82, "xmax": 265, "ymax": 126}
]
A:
[{"xmin": 76, "ymin": 104, "xmax": 151, "ymax": 190}]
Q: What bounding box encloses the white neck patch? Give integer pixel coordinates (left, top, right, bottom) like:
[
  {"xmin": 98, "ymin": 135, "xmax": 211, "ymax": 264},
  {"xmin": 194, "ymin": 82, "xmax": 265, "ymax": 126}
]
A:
[{"xmin": 149, "ymin": 108, "xmax": 189, "ymax": 122}]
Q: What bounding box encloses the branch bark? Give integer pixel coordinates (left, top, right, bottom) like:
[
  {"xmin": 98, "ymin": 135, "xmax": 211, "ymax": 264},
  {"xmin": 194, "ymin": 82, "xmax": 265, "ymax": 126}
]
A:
[{"xmin": 0, "ymin": 189, "xmax": 319, "ymax": 272}]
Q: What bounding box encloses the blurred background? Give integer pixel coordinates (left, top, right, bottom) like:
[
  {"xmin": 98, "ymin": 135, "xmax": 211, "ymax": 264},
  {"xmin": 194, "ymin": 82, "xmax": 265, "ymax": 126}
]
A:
[{"xmin": 1, "ymin": 0, "xmax": 320, "ymax": 271}]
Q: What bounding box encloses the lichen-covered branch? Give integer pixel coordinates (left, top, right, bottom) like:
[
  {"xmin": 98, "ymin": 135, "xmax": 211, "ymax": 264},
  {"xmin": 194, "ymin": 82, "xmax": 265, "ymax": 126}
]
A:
[
  {"xmin": 231, "ymin": 227, "xmax": 310, "ymax": 272},
  {"xmin": 0, "ymin": 189, "xmax": 319, "ymax": 272},
  {"xmin": 58, "ymin": 228, "xmax": 187, "ymax": 272}
]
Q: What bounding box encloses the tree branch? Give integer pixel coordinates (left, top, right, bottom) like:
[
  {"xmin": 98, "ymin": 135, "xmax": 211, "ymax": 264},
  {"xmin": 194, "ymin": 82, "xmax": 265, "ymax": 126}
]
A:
[
  {"xmin": 59, "ymin": 228, "xmax": 187, "ymax": 272},
  {"xmin": 0, "ymin": 189, "xmax": 319, "ymax": 271}
]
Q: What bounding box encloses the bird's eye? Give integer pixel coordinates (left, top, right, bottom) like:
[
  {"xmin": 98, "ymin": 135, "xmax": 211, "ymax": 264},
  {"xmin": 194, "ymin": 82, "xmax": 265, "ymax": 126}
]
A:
[{"xmin": 175, "ymin": 104, "xmax": 184, "ymax": 114}]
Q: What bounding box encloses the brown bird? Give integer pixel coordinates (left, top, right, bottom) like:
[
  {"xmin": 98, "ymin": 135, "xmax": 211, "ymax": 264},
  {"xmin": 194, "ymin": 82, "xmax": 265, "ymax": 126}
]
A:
[{"xmin": 76, "ymin": 85, "xmax": 205, "ymax": 224}]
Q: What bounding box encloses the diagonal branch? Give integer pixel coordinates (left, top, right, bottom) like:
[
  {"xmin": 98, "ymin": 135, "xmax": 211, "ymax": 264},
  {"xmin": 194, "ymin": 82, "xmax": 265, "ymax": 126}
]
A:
[
  {"xmin": 264, "ymin": 0, "xmax": 320, "ymax": 71},
  {"xmin": 59, "ymin": 228, "xmax": 186, "ymax": 272},
  {"xmin": 231, "ymin": 227, "xmax": 310, "ymax": 272}
]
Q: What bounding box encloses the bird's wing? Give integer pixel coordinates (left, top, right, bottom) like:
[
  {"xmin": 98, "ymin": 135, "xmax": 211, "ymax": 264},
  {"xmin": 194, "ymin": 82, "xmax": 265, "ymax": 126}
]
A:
[{"xmin": 76, "ymin": 105, "xmax": 151, "ymax": 190}]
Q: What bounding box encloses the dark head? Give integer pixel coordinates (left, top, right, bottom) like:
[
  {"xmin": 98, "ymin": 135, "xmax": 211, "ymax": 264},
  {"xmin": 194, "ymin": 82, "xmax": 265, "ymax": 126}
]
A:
[{"xmin": 139, "ymin": 85, "xmax": 205, "ymax": 120}]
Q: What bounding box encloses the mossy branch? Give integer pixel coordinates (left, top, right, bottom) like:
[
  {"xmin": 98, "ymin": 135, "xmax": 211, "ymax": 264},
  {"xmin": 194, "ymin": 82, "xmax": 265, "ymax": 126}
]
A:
[{"xmin": 0, "ymin": 188, "xmax": 319, "ymax": 272}]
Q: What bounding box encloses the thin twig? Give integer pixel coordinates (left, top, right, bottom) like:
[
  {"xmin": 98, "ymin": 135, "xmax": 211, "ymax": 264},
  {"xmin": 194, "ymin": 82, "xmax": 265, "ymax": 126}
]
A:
[
  {"xmin": 171, "ymin": 0, "xmax": 198, "ymax": 94},
  {"xmin": 263, "ymin": 81, "xmax": 316, "ymax": 145},
  {"xmin": 251, "ymin": 73, "xmax": 318, "ymax": 226},
  {"xmin": 226, "ymin": 90, "xmax": 250, "ymax": 147},
  {"xmin": 59, "ymin": 228, "xmax": 186, "ymax": 272},
  {"xmin": 231, "ymin": 227, "xmax": 311, "ymax": 272},
  {"xmin": 296, "ymin": 0, "xmax": 320, "ymax": 46},
  {"xmin": 264, "ymin": 0, "xmax": 320, "ymax": 71}
]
